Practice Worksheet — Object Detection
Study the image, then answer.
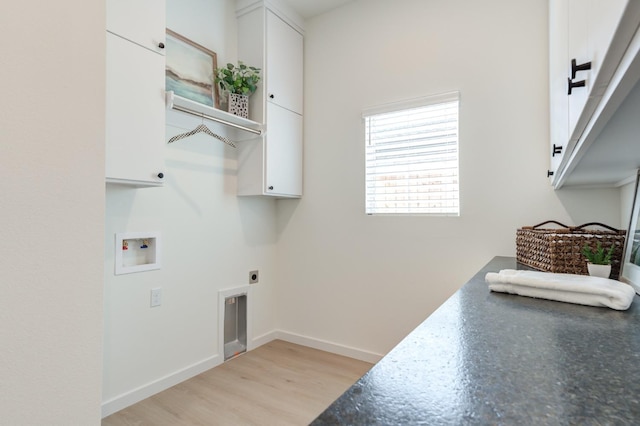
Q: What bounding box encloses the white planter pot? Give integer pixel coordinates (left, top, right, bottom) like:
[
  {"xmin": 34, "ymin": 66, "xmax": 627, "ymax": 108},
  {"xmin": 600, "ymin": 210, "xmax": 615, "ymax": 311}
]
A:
[{"xmin": 587, "ymin": 263, "xmax": 611, "ymax": 278}]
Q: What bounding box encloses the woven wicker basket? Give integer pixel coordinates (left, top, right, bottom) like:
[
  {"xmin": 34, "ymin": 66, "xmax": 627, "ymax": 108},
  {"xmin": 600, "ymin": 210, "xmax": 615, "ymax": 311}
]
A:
[{"xmin": 516, "ymin": 221, "xmax": 626, "ymax": 279}]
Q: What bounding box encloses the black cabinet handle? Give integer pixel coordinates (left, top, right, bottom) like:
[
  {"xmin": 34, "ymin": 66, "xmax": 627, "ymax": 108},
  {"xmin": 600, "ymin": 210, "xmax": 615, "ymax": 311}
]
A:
[
  {"xmin": 158, "ymin": 42, "xmax": 165, "ymax": 49},
  {"xmin": 157, "ymin": 172, "xmax": 164, "ymax": 179},
  {"xmin": 567, "ymin": 78, "xmax": 586, "ymax": 95},
  {"xmin": 552, "ymin": 144, "xmax": 563, "ymax": 156},
  {"xmin": 547, "ymin": 170, "xmax": 554, "ymax": 178},
  {"xmin": 571, "ymin": 59, "xmax": 591, "ymax": 79},
  {"xmin": 269, "ymin": 94, "xmax": 275, "ymax": 99},
  {"xmin": 268, "ymin": 186, "xmax": 274, "ymax": 190}
]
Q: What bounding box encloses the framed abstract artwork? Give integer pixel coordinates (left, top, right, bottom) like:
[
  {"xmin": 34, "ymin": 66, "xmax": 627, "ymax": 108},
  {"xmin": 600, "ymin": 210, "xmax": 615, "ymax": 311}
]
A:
[{"xmin": 165, "ymin": 29, "xmax": 219, "ymax": 108}]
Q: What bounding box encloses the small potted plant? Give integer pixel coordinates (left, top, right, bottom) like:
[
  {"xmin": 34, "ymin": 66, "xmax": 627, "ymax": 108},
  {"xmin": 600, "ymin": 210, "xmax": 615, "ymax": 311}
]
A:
[
  {"xmin": 214, "ymin": 61, "xmax": 261, "ymax": 118},
  {"xmin": 581, "ymin": 242, "xmax": 615, "ymax": 278}
]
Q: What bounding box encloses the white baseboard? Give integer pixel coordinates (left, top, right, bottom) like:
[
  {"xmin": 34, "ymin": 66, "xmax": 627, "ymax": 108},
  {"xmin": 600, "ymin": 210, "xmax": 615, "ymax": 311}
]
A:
[
  {"xmin": 273, "ymin": 330, "xmax": 383, "ymax": 364},
  {"xmin": 101, "ymin": 353, "xmax": 222, "ymax": 418},
  {"xmin": 251, "ymin": 329, "xmax": 279, "ymax": 350},
  {"xmin": 102, "ymin": 330, "xmax": 382, "ymax": 418}
]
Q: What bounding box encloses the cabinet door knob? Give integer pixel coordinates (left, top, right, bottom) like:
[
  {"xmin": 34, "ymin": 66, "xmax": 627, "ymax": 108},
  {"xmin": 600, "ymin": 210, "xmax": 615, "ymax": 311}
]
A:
[
  {"xmin": 268, "ymin": 186, "xmax": 274, "ymax": 190},
  {"xmin": 269, "ymin": 94, "xmax": 275, "ymax": 99},
  {"xmin": 567, "ymin": 78, "xmax": 586, "ymax": 95},
  {"xmin": 158, "ymin": 42, "xmax": 165, "ymax": 49},
  {"xmin": 157, "ymin": 172, "xmax": 164, "ymax": 179},
  {"xmin": 547, "ymin": 170, "xmax": 554, "ymax": 177},
  {"xmin": 552, "ymin": 144, "xmax": 563, "ymax": 156},
  {"xmin": 571, "ymin": 59, "xmax": 591, "ymax": 79}
]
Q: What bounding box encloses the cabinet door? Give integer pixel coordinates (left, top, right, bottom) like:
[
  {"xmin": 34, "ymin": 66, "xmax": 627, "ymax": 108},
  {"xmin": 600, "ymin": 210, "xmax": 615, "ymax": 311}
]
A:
[
  {"xmin": 106, "ymin": 33, "xmax": 165, "ymax": 185},
  {"xmin": 567, "ymin": 0, "xmax": 590, "ymax": 135},
  {"xmin": 587, "ymin": 0, "xmax": 628, "ymax": 94},
  {"xmin": 265, "ymin": 103, "xmax": 302, "ymax": 197},
  {"xmin": 266, "ymin": 10, "xmax": 303, "ymax": 114},
  {"xmin": 549, "ymin": 0, "xmax": 570, "ymax": 178},
  {"xmin": 567, "ymin": 0, "xmax": 627, "ymax": 135},
  {"xmin": 106, "ymin": 0, "xmax": 166, "ymax": 54}
]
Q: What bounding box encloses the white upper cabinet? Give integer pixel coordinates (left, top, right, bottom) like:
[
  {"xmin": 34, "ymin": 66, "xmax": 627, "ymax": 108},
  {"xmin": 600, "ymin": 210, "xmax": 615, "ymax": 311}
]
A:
[
  {"xmin": 264, "ymin": 103, "xmax": 303, "ymax": 196},
  {"xmin": 266, "ymin": 10, "xmax": 303, "ymax": 114},
  {"xmin": 565, "ymin": 0, "xmax": 589, "ymax": 137},
  {"xmin": 567, "ymin": 0, "xmax": 627, "ymax": 136},
  {"xmin": 549, "ymin": 0, "xmax": 570, "ymax": 178},
  {"xmin": 548, "ymin": 0, "xmax": 640, "ymax": 188},
  {"xmin": 105, "ymin": 0, "xmax": 166, "ymax": 187},
  {"xmin": 106, "ymin": 0, "xmax": 166, "ymax": 54},
  {"xmin": 106, "ymin": 33, "xmax": 166, "ymax": 186},
  {"xmin": 236, "ymin": 0, "xmax": 304, "ymax": 198}
]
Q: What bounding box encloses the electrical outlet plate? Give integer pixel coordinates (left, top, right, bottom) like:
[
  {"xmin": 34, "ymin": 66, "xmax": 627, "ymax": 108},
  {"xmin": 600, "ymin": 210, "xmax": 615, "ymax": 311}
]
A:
[{"xmin": 249, "ymin": 270, "xmax": 259, "ymax": 284}]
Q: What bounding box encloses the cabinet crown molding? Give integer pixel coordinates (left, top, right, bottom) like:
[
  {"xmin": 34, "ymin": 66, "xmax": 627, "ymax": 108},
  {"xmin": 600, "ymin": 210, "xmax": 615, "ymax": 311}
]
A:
[{"xmin": 236, "ymin": 0, "xmax": 305, "ymax": 35}]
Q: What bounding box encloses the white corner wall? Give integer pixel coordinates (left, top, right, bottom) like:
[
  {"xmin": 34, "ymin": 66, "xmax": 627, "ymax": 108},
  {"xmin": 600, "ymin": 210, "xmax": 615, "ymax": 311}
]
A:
[
  {"xmin": 275, "ymin": 0, "xmax": 622, "ymax": 357},
  {"xmin": 102, "ymin": 0, "xmax": 279, "ymax": 415},
  {"xmin": 621, "ymin": 181, "xmax": 636, "ymax": 229},
  {"xmin": 0, "ymin": 1, "xmax": 105, "ymax": 424}
]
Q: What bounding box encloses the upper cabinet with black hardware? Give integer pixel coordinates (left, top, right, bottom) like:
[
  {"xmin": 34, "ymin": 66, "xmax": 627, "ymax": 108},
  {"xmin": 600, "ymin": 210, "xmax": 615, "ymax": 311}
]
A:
[
  {"xmin": 235, "ymin": 0, "xmax": 304, "ymax": 198},
  {"xmin": 265, "ymin": 11, "xmax": 304, "ymax": 116},
  {"xmin": 105, "ymin": 0, "xmax": 166, "ymax": 187},
  {"xmin": 106, "ymin": 0, "xmax": 166, "ymax": 55},
  {"xmin": 566, "ymin": 0, "xmax": 627, "ymax": 138},
  {"xmin": 549, "ymin": 0, "xmax": 640, "ymax": 188}
]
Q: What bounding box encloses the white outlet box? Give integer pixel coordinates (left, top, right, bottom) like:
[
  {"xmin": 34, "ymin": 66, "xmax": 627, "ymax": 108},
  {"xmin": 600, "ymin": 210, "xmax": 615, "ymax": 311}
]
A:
[
  {"xmin": 150, "ymin": 288, "xmax": 162, "ymax": 307},
  {"xmin": 115, "ymin": 231, "xmax": 161, "ymax": 275}
]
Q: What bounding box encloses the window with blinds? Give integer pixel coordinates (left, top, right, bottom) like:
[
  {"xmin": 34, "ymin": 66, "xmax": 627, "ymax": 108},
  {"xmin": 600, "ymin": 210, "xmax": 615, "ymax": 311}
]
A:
[{"xmin": 364, "ymin": 92, "xmax": 460, "ymax": 215}]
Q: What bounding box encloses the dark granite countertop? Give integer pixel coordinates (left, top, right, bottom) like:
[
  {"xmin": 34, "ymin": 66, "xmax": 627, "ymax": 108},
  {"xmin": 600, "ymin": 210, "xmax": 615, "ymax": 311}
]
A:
[{"xmin": 312, "ymin": 256, "xmax": 640, "ymax": 425}]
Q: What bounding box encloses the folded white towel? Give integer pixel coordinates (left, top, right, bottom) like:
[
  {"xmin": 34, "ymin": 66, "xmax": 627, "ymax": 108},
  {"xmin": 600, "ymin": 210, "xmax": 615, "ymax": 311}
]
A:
[{"xmin": 486, "ymin": 269, "xmax": 636, "ymax": 311}]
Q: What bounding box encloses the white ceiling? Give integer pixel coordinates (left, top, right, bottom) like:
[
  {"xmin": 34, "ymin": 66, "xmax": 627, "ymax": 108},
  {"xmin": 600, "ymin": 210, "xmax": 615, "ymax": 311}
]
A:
[{"xmin": 283, "ymin": 0, "xmax": 354, "ymax": 19}]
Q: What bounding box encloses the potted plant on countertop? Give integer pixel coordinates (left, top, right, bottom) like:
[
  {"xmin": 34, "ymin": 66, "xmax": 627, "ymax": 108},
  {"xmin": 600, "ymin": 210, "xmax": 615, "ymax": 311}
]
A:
[
  {"xmin": 214, "ymin": 61, "xmax": 261, "ymax": 119},
  {"xmin": 581, "ymin": 242, "xmax": 615, "ymax": 278}
]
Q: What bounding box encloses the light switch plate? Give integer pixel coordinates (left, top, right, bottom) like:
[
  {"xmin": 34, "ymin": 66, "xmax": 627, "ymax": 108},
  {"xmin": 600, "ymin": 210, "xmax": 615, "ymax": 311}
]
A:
[{"xmin": 150, "ymin": 287, "xmax": 162, "ymax": 307}]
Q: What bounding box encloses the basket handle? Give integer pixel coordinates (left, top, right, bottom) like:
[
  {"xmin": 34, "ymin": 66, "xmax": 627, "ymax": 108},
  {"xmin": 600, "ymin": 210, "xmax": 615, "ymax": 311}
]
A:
[
  {"xmin": 530, "ymin": 220, "xmax": 570, "ymax": 229},
  {"xmin": 572, "ymin": 222, "xmax": 620, "ymax": 232}
]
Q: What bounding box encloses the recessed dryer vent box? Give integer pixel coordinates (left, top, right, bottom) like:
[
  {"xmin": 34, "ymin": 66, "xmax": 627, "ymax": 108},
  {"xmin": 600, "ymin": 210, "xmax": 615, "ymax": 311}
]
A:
[
  {"xmin": 115, "ymin": 231, "xmax": 161, "ymax": 275},
  {"xmin": 219, "ymin": 285, "xmax": 251, "ymax": 361},
  {"xmin": 224, "ymin": 294, "xmax": 247, "ymax": 361}
]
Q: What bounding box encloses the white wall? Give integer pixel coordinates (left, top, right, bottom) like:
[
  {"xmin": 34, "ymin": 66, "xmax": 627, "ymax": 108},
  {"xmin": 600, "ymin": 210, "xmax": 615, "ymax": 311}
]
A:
[
  {"xmin": 0, "ymin": 1, "xmax": 105, "ymax": 424},
  {"xmin": 621, "ymin": 181, "xmax": 636, "ymax": 229},
  {"xmin": 275, "ymin": 0, "xmax": 622, "ymax": 356},
  {"xmin": 102, "ymin": 0, "xmax": 279, "ymax": 414}
]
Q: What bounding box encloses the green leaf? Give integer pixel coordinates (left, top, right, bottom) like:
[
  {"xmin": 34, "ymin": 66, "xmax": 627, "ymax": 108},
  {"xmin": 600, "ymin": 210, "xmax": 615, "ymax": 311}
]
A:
[
  {"xmin": 213, "ymin": 61, "xmax": 261, "ymax": 96},
  {"xmin": 582, "ymin": 242, "xmax": 615, "ymax": 265}
]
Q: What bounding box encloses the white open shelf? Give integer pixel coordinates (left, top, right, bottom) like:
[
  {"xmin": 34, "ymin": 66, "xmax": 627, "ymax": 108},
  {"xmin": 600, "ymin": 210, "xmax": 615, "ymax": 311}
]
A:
[{"xmin": 165, "ymin": 91, "xmax": 263, "ymax": 138}]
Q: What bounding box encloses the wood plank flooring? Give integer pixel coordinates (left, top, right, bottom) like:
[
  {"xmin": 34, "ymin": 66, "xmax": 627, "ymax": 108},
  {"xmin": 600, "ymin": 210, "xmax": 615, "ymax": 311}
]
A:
[{"xmin": 102, "ymin": 340, "xmax": 372, "ymax": 425}]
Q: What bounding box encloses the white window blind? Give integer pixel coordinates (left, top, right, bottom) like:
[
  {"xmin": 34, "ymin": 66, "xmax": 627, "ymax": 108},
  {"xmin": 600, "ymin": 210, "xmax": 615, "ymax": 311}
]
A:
[{"xmin": 364, "ymin": 92, "xmax": 460, "ymax": 215}]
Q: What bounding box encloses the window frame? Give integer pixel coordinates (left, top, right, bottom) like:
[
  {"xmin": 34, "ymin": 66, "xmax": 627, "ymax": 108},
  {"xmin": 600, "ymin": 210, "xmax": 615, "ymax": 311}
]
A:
[{"xmin": 363, "ymin": 91, "xmax": 460, "ymax": 216}]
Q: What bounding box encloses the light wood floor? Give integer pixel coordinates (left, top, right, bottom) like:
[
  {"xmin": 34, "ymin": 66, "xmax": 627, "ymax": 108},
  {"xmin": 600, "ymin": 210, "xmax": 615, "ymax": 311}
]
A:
[{"xmin": 102, "ymin": 340, "xmax": 372, "ymax": 426}]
